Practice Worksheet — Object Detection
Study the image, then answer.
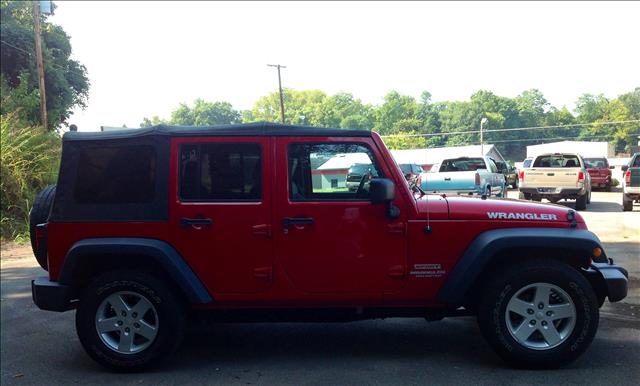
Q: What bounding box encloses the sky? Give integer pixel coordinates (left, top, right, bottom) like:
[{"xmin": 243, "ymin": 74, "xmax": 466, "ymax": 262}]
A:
[{"xmin": 48, "ymin": 1, "xmax": 640, "ymax": 131}]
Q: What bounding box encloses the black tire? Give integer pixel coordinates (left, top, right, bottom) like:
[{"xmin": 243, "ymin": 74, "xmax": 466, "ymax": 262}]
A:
[
  {"xmin": 477, "ymin": 259, "xmax": 599, "ymax": 369},
  {"xmin": 605, "ymin": 184, "xmax": 611, "ymax": 192},
  {"xmin": 622, "ymin": 195, "xmax": 633, "ymax": 211},
  {"xmin": 76, "ymin": 270, "xmax": 186, "ymax": 372},
  {"xmin": 29, "ymin": 184, "xmax": 56, "ymax": 270},
  {"xmin": 575, "ymin": 193, "xmax": 587, "ymax": 210}
]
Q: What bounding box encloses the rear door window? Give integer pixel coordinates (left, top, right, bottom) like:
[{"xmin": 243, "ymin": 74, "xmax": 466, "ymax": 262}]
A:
[{"xmin": 180, "ymin": 143, "xmax": 262, "ymax": 201}]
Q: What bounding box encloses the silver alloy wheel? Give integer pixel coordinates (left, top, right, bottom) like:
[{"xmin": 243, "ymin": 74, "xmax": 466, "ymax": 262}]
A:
[
  {"xmin": 505, "ymin": 283, "xmax": 576, "ymax": 350},
  {"xmin": 95, "ymin": 291, "xmax": 159, "ymax": 354}
]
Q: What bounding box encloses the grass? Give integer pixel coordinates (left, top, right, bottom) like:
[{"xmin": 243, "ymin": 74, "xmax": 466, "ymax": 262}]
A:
[{"xmin": 0, "ymin": 112, "xmax": 60, "ymax": 242}]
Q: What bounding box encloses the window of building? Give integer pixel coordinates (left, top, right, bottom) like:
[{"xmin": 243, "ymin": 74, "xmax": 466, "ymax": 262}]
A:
[{"xmin": 180, "ymin": 143, "xmax": 261, "ymax": 201}]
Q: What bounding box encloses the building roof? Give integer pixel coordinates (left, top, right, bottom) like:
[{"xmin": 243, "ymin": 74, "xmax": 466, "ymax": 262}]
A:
[
  {"xmin": 391, "ymin": 144, "xmax": 502, "ymax": 165},
  {"xmin": 317, "ymin": 152, "xmax": 372, "ymax": 170},
  {"xmin": 63, "ymin": 122, "xmax": 372, "ymax": 142}
]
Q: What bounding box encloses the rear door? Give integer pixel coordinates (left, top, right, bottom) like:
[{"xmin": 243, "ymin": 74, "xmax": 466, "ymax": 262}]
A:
[
  {"xmin": 169, "ymin": 137, "xmax": 273, "ymax": 294},
  {"xmin": 274, "ymin": 137, "xmax": 408, "ymax": 296}
]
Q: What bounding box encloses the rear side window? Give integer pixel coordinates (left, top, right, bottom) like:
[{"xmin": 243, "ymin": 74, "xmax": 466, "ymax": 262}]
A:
[
  {"xmin": 440, "ymin": 158, "xmax": 487, "ymax": 172},
  {"xmin": 533, "ymin": 155, "xmax": 581, "ymax": 168},
  {"xmin": 584, "ymin": 158, "xmax": 609, "ymax": 168},
  {"xmin": 74, "ymin": 145, "xmax": 156, "ymax": 204},
  {"xmin": 180, "ymin": 143, "xmax": 261, "ymax": 201},
  {"xmin": 522, "ymin": 159, "xmax": 533, "ymax": 168},
  {"xmin": 634, "ymin": 156, "xmax": 640, "ymax": 167}
]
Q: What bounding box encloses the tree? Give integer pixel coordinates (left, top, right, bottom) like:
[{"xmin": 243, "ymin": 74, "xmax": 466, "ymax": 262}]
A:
[
  {"xmin": 140, "ymin": 99, "xmax": 241, "ymax": 127},
  {"xmin": 0, "ymin": 0, "xmax": 89, "ymax": 129}
]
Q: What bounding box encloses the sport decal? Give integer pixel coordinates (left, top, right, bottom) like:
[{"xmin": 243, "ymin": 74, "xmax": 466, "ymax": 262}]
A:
[{"xmin": 410, "ymin": 263, "xmax": 446, "ymax": 278}]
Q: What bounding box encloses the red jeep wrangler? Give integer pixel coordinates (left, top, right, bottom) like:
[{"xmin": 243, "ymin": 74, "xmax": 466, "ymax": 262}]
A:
[{"xmin": 30, "ymin": 123, "xmax": 627, "ymax": 371}]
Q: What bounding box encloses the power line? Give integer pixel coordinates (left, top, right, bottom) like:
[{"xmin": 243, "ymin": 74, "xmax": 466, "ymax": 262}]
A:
[
  {"xmin": 489, "ymin": 133, "xmax": 640, "ymax": 144},
  {"xmin": 0, "ymin": 39, "xmax": 87, "ymax": 77},
  {"xmin": 380, "ymin": 119, "xmax": 640, "ymax": 138}
]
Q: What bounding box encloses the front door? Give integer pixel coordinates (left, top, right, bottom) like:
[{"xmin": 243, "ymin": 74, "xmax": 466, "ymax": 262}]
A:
[
  {"xmin": 169, "ymin": 137, "xmax": 273, "ymax": 294},
  {"xmin": 274, "ymin": 137, "xmax": 407, "ymax": 296}
]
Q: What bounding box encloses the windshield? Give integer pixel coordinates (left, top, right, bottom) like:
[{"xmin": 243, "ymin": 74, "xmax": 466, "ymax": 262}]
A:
[
  {"xmin": 439, "ymin": 158, "xmax": 486, "ymax": 172},
  {"xmin": 584, "ymin": 158, "xmax": 608, "ymax": 168},
  {"xmin": 347, "ymin": 163, "xmax": 375, "ymax": 175},
  {"xmin": 533, "ymin": 155, "xmax": 581, "ymax": 168}
]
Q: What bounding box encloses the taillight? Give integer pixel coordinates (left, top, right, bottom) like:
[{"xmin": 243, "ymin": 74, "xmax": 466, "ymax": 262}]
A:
[
  {"xmin": 518, "ymin": 170, "xmax": 524, "ymax": 181},
  {"xmin": 626, "ymin": 170, "xmax": 632, "ymax": 185},
  {"xmin": 578, "ymin": 171, "xmax": 585, "ymax": 182},
  {"xmin": 475, "ymin": 172, "xmax": 480, "ymax": 185}
]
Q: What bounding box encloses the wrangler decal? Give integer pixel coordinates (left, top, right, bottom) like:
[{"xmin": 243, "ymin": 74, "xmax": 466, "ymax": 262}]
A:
[{"xmin": 486, "ymin": 212, "xmax": 558, "ymax": 220}]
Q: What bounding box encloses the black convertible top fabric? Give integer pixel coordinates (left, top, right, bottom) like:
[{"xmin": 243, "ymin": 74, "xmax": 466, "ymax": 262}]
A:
[{"xmin": 63, "ymin": 122, "xmax": 372, "ymax": 142}]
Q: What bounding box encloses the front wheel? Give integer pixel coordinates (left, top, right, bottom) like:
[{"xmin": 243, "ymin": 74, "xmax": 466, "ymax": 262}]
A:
[
  {"xmin": 76, "ymin": 270, "xmax": 186, "ymax": 371},
  {"xmin": 477, "ymin": 259, "xmax": 599, "ymax": 368}
]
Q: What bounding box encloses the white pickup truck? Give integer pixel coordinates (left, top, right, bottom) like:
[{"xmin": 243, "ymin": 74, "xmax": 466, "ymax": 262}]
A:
[{"xmin": 518, "ymin": 153, "xmax": 591, "ymax": 210}]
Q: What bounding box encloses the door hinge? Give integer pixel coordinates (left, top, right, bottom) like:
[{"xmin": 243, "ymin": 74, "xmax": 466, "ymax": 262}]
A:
[
  {"xmin": 387, "ymin": 222, "xmax": 406, "ymax": 235},
  {"xmin": 252, "ymin": 224, "xmax": 272, "ymax": 238},
  {"xmin": 388, "ymin": 265, "xmax": 406, "ymax": 279},
  {"xmin": 254, "ymin": 267, "xmax": 272, "ymax": 280}
]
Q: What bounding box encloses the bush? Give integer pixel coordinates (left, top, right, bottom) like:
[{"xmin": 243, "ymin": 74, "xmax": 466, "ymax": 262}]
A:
[
  {"xmin": 611, "ymin": 178, "xmax": 620, "ymax": 187},
  {"xmin": 1, "ymin": 113, "xmax": 60, "ymax": 241}
]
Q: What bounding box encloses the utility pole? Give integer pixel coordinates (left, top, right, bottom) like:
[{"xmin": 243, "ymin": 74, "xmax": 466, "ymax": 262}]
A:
[
  {"xmin": 480, "ymin": 117, "xmax": 488, "ymax": 155},
  {"xmin": 32, "ymin": 1, "xmax": 48, "ymax": 130},
  {"xmin": 267, "ymin": 64, "xmax": 286, "ymax": 123}
]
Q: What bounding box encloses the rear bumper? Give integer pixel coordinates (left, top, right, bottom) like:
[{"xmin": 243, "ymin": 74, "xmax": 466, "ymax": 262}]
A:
[
  {"xmin": 590, "ymin": 176, "xmax": 611, "ymax": 186},
  {"xmin": 520, "ymin": 187, "xmax": 584, "ymax": 197},
  {"xmin": 585, "ymin": 262, "xmax": 628, "ymax": 303},
  {"xmin": 31, "ymin": 277, "xmax": 76, "ymax": 312}
]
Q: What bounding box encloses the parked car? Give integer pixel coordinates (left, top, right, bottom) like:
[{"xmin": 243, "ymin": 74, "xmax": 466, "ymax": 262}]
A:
[
  {"xmin": 519, "ymin": 153, "xmax": 591, "ymax": 210},
  {"xmin": 420, "ymin": 156, "xmax": 506, "ymax": 197},
  {"xmin": 622, "ymin": 152, "xmax": 640, "ymax": 211},
  {"xmin": 496, "ymin": 161, "xmax": 518, "ymax": 189},
  {"xmin": 517, "ymin": 157, "xmax": 534, "ymax": 185},
  {"xmin": 583, "ymin": 157, "xmax": 613, "ymax": 191},
  {"xmin": 398, "ymin": 163, "xmax": 423, "ymax": 188},
  {"xmin": 346, "ymin": 163, "xmax": 379, "ymax": 191},
  {"xmin": 30, "ymin": 123, "xmax": 626, "ymax": 371}
]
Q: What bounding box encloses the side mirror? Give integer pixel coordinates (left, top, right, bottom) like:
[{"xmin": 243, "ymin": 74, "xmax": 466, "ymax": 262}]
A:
[
  {"xmin": 370, "ymin": 178, "xmax": 395, "ymax": 203},
  {"xmin": 608, "ymin": 165, "xmax": 614, "ymax": 169},
  {"xmin": 369, "ymin": 178, "xmax": 400, "ymax": 219},
  {"xmin": 622, "ymin": 165, "xmax": 628, "ymax": 171}
]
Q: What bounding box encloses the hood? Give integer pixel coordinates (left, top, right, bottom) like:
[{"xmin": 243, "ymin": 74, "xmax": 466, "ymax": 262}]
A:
[{"xmin": 444, "ymin": 196, "xmax": 584, "ymax": 224}]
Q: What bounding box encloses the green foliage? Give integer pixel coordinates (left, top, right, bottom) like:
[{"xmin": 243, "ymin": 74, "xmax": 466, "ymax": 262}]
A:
[
  {"xmin": 144, "ymin": 87, "xmax": 639, "ymax": 159},
  {"xmin": 0, "ymin": 112, "xmax": 60, "ymax": 240},
  {"xmin": 140, "ymin": 99, "xmax": 241, "ymax": 127},
  {"xmin": 1, "ymin": 0, "xmax": 90, "ymax": 130}
]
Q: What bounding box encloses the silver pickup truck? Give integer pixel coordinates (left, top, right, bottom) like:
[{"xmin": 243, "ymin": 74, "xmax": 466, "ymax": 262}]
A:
[
  {"xmin": 519, "ymin": 153, "xmax": 591, "ymax": 210},
  {"xmin": 420, "ymin": 156, "xmax": 506, "ymax": 197}
]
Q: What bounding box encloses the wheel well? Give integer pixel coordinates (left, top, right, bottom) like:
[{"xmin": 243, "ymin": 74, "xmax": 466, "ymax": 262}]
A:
[
  {"xmin": 464, "ymin": 246, "xmax": 592, "ymax": 310},
  {"xmin": 66, "ymin": 253, "xmax": 188, "ymax": 304}
]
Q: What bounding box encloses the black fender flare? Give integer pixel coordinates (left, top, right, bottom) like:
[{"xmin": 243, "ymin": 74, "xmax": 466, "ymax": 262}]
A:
[
  {"xmin": 59, "ymin": 238, "xmax": 212, "ymax": 304},
  {"xmin": 436, "ymin": 228, "xmax": 605, "ymax": 305}
]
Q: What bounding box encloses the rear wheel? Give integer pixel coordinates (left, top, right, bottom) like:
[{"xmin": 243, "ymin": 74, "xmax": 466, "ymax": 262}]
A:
[
  {"xmin": 575, "ymin": 192, "xmax": 588, "ymax": 210},
  {"xmin": 623, "ymin": 195, "xmax": 633, "ymax": 211},
  {"xmin": 76, "ymin": 270, "xmax": 186, "ymax": 371},
  {"xmin": 477, "ymin": 259, "xmax": 599, "ymax": 368}
]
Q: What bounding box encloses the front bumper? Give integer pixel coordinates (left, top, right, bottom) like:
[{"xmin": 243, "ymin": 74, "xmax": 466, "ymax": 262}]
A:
[
  {"xmin": 31, "ymin": 277, "xmax": 76, "ymax": 312},
  {"xmin": 585, "ymin": 261, "xmax": 629, "ymax": 303}
]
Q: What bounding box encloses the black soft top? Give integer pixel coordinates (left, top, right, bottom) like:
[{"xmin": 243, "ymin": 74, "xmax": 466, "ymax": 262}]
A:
[{"xmin": 63, "ymin": 122, "xmax": 372, "ymax": 142}]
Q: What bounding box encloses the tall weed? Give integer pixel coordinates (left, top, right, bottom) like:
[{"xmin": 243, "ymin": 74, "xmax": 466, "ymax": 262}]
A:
[{"xmin": 1, "ymin": 112, "xmax": 60, "ymax": 241}]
